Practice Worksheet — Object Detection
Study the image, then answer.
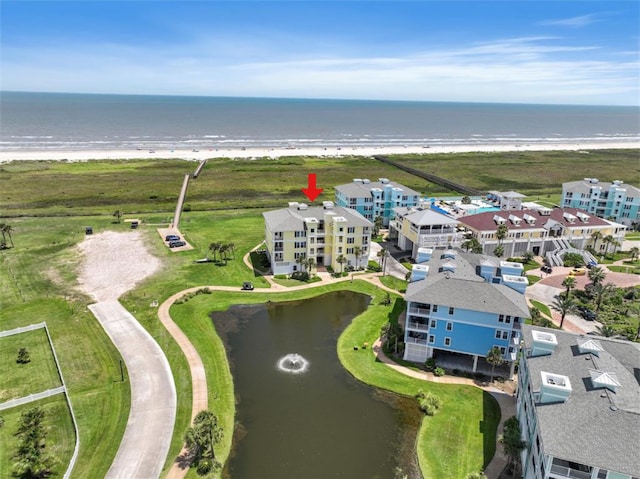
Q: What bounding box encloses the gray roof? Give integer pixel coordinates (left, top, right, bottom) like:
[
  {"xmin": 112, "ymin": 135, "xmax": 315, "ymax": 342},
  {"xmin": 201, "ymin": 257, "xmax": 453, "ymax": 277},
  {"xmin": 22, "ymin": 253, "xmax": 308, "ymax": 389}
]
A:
[
  {"xmin": 405, "ymin": 250, "xmax": 530, "ymax": 317},
  {"xmin": 335, "ymin": 180, "xmax": 421, "ymax": 198},
  {"xmin": 403, "ymin": 208, "xmax": 459, "ymax": 226},
  {"xmin": 263, "ymin": 205, "xmax": 372, "ymax": 232},
  {"xmin": 563, "ymin": 179, "xmax": 640, "ymax": 196},
  {"xmin": 522, "ymin": 325, "xmax": 640, "ymax": 476}
]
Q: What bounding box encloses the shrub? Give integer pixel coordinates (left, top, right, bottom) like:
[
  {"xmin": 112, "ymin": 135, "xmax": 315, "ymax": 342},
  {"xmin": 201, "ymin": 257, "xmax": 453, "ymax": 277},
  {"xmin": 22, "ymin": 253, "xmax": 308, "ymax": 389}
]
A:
[
  {"xmin": 424, "ymin": 358, "xmax": 436, "ymax": 371},
  {"xmin": 274, "ymin": 274, "xmax": 287, "ymax": 280},
  {"xmin": 17, "ymin": 348, "xmax": 31, "ymax": 364},
  {"xmin": 434, "ymin": 367, "xmax": 445, "ymax": 377},
  {"xmin": 415, "ymin": 389, "xmax": 442, "ymax": 416}
]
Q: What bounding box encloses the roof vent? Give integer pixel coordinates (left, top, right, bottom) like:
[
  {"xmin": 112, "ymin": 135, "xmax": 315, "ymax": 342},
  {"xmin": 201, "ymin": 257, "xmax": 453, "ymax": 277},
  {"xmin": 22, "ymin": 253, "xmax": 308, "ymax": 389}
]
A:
[
  {"xmin": 443, "ymin": 249, "xmax": 457, "ymax": 259},
  {"xmin": 576, "ymin": 212, "xmax": 589, "ymax": 222},
  {"xmin": 523, "ymin": 214, "xmax": 536, "ymax": 225},
  {"xmin": 379, "ymin": 178, "xmax": 390, "ymax": 184},
  {"xmin": 508, "ymin": 214, "xmax": 522, "ymax": 226},
  {"xmin": 362, "ymin": 178, "xmax": 371, "ymax": 184},
  {"xmin": 297, "ymin": 203, "xmax": 308, "ymax": 211},
  {"xmin": 563, "ymin": 212, "xmax": 577, "ymax": 223},
  {"xmin": 577, "ymin": 339, "xmax": 604, "ymax": 357},
  {"xmin": 353, "ymin": 178, "xmax": 362, "ymax": 183},
  {"xmin": 539, "ymin": 208, "xmax": 552, "ymax": 216},
  {"xmin": 322, "ymin": 201, "xmax": 334, "ymax": 210},
  {"xmin": 539, "ymin": 371, "xmax": 572, "ymax": 404},
  {"xmin": 531, "ymin": 330, "xmax": 558, "ymax": 357},
  {"xmin": 493, "ymin": 214, "xmax": 506, "ymax": 225},
  {"xmin": 288, "ymin": 201, "xmax": 299, "ymax": 209},
  {"xmin": 441, "ymin": 261, "xmax": 456, "ymax": 273},
  {"xmin": 589, "ymin": 370, "xmax": 621, "ymax": 393}
]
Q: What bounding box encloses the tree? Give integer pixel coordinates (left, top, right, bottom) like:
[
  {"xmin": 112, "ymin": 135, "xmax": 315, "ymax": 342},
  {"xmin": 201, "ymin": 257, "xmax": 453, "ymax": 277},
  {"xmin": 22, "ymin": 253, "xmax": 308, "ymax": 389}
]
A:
[
  {"xmin": 523, "ymin": 250, "xmax": 534, "ymax": 264},
  {"xmin": 0, "ymin": 222, "xmax": 6, "ymax": 246},
  {"xmin": 336, "ymin": 254, "xmax": 347, "ymax": 274},
  {"xmin": 486, "ymin": 346, "xmax": 504, "ymax": 383},
  {"xmin": 2, "ymin": 224, "xmax": 14, "ymax": 248},
  {"xmin": 630, "ymin": 246, "xmax": 640, "ymax": 262},
  {"xmin": 377, "ymin": 248, "xmax": 389, "ymax": 276},
  {"xmin": 495, "ymin": 223, "xmax": 508, "ymax": 246},
  {"xmin": 493, "ymin": 244, "xmax": 505, "ymax": 258},
  {"xmin": 12, "ymin": 407, "xmax": 56, "ymax": 478},
  {"xmin": 373, "ymin": 215, "xmax": 384, "ymax": 237},
  {"xmin": 16, "ymin": 348, "xmax": 31, "ymax": 364},
  {"xmin": 295, "ymin": 254, "xmax": 306, "ymax": 273},
  {"xmin": 184, "ymin": 410, "xmax": 224, "ymax": 475},
  {"xmin": 219, "ymin": 244, "xmax": 229, "ymax": 264},
  {"xmin": 306, "ymin": 257, "xmax": 316, "ymax": 274},
  {"xmin": 587, "ymin": 266, "xmax": 606, "ymax": 287},
  {"xmin": 462, "ymin": 237, "xmax": 482, "ymax": 253},
  {"xmin": 550, "ymin": 294, "xmax": 578, "ymax": 329},
  {"xmin": 353, "ymin": 245, "xmax": 362, "ymax": 269},
  {"xmin": 499, "ymin": 416, "xmax": 526, "ymax": 478},
  {"xmin": 596, "ymin": 325, "xmax": 616, "ymax": 337},
  {"xmin": 591, "ymin": 231, "xmax": 603, "ymax": 253},
  {"xmin": 592, "ymin": 282, "xmax": 616, "ymax": 311},
  {"xmin": 461, "ymin": 196, "xmax": 472, "ymax": 204},
  {"xmin": 562, "ymin": 276, "xmax": 577, "ymax": 299},
  {"xmin": 112, "ymin": 210, "xmax": 123, "ymax": 223},
  {"xmin": 208, "ymin": 242, "xmax": 221, "ymax": 262}
]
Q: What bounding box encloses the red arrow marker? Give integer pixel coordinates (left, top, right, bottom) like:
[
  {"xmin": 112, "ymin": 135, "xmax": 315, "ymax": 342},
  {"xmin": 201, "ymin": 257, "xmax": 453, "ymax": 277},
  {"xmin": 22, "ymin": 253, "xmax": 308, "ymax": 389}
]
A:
[{"xmin": 302, "ymin": 173, "xmax": 323, "ymax": 202}]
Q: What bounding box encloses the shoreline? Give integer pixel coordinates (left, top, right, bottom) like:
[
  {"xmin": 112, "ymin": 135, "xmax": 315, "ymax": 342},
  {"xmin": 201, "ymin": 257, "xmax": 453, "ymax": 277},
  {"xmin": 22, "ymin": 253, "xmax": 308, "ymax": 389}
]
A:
[{"xmin": 1, "ymin": 141, "xmax": 638, "ymax": 162}]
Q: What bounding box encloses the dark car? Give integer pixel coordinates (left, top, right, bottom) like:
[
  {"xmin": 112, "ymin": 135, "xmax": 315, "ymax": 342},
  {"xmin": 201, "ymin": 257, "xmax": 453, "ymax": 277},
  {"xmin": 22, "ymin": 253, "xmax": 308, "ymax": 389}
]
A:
[
  {"xmin": 578, "ymin": 306, "xmax": 597, "ymax": 321},
  {"xmin": 241, "ymin": 282, "xmax": 254, "ymax": 291},
  {"xmin": 165, "ymin": 234, "xmax": 180, "ymax": 242},
  {"xmin": 169, "ymin": 240, "xmax": 186, "ymax": 248},
  {"xmin": 541, "ymin": 265, "xmax": 553, "ymax": 274}
]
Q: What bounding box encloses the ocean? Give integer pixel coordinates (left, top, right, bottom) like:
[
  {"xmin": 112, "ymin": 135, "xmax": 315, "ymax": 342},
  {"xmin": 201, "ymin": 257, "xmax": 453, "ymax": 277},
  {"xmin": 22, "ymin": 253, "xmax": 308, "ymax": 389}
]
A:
[{"xmin": 1, "ymin": 91, "xmax": 638, "ymax": 152}]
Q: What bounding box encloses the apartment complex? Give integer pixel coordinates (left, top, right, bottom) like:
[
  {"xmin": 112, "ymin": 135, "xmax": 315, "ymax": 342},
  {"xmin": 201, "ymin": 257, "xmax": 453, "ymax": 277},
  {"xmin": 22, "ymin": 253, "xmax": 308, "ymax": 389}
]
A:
[
  {"xmin": 403, "ymin": 249, "xmax": 529, "ymax": 377},
  {"xmin": 458, "ymin": 207, "xmax": 626, "ymax": 265},
  {"xmin": 263, "ymin": 202, "xmax": 373, "ymax": 275},
  {"xmin": 517, "ymin": 325, "xmax": 640, "ymax": 479},
  {"xmin": 334, "ymin": 178, "xmax": 420, "ymax": 226},
  {"xmin": 562, "ymin": 178, "xmax": 640, "ymax": 227}
]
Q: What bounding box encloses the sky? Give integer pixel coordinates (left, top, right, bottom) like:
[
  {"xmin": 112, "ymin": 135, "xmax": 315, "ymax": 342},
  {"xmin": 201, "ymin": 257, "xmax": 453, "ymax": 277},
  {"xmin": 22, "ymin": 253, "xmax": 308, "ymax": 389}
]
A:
[{"xmin": 1, "ymin": 1, "xmax": 639, "ymax": 105}]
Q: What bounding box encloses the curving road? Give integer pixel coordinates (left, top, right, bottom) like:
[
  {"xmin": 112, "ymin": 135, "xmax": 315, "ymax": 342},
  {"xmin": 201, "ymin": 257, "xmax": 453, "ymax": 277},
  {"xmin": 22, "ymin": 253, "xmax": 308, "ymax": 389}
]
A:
[{"xmin": 89, "ymin": 300, "xmax": 176, "ymax": 479}]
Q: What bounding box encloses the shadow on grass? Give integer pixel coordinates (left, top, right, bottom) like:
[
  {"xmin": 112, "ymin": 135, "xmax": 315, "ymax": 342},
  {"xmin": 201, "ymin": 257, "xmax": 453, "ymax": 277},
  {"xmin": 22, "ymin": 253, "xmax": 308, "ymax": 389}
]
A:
[{"xmin": 482, "ymin": 391, "xmax": 501, "ymax": 468}]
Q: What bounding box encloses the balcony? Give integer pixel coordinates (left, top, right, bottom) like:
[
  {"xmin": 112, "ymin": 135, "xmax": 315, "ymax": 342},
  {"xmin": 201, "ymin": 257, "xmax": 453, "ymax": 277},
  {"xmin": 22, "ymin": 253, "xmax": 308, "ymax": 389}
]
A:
[
  {"xmin": 549, "ymin": 464, "xmax": 592, "ymax": 479},
  {"xmin": 274, "ymin": 247, "xmax": 284, "ymax": 252},
  {"xmin": 407, "ymin": 320, "xmax": 429, "ymax": 332},
  {"xmin": 408, "ymin": 306, "xmax": 431, "ymax": 316},
  {"xmin": 405, "ymin": 336, "xmax": 428, "ymax": 345}
]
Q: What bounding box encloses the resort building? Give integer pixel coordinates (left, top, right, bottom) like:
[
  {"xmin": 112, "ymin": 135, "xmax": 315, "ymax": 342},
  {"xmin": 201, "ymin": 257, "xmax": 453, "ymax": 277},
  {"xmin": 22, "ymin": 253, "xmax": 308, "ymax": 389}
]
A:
[
  {"xmin": 457, "ymin": 207, "xmax": 626, "ymax": 265},
  {"xmin": 263, "ymin": 201, "xmax": 373, "ymax": 275},
  {"xmin": 487, "ymin": 190, "xmax": 527, "ymax": 211},
  {"xmin": 562, "ymin": 178, "xmax": 640, "ymax": 227},
  {"xmin": 334, "ymin": 178, "xmax": 420, "ymax": 226},
  {"xmin": 403, "ymin": 249, "xmax": 529, "ymax": 377},
  {"xmin": 389, "ymin": 206, "xmax": 464, "ymax": 258},
  {"xmin": 517, "ymin": 325, "xmax": 640, "ymax": 479}
]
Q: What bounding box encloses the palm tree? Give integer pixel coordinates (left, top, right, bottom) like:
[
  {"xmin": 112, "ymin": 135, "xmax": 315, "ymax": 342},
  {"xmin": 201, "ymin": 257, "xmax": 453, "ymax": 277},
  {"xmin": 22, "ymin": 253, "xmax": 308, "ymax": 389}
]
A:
[
  {"xmin": 227, "ymin": 242, "xmax": 235, "ymax": 259},
  {"xmin": 336, "ymin": 254, "xmax": 347, "ymax": 273},
  {"xmin": 295, "ymin": 254, "xmax": 306, "ymax": 273},
  {"xmin": 486, "ymin": 346, "xmax": 505, "ymax": 383},
  {"xmin": 592, "ymin": 282, "xmax": 616, "ymax": 311},
  {"xmin": 353, "ymin": 245, "xmax": 362, "ymax": 269},
  {"xmin": 523, "ymin": 250, "xmax": 534, "ymax": 264},
  {"xmin": 602, "ymin": 235, "xmax": 615, "ymax": 257},
  {"xmin": 493, "ymin": 244, "xmax": 505, "ymax": 258},
  {"xmin": 112, "ymin": 210, "xmax": 123, "ymax": 223},
  {"xmin": 591, "ymin": 231, "xmax": 603, "ymax": 253},
  {"xmin": 373, "ymin": 215, "xmax": 384, "ymax": 237},
  {"xmin": 587, "ymin": 266, "xmax": 606, "ymax": 287},
  {"xmin": 551, "ymin": 294, "xmax": 578, "ymax": 329},
  {"xmin": 0, "ymin": 223, "xmax": 6, "ymax": 246},
  {"xmin": 496, "ymin": 224, "xmax": 508, "ymax": 246},
  {"xmin": 596, "ymin": 324, "xmax": 616, "ymax": 337},
  {"xmin": 630, "ymin": 247, "xmax": 640, "ymax": 262},
  {"xmin": 562, "ymin": 276, "xmax": 577, "ymax": 299},
  {"xmin": 219, "ymin": 244, "xmax": 229, "ymax": 264},
  {"xmin": 529, "ymin": 306, "xmax": 542, "ymax": 326},
  {"xmin": 184, "ymin": 410, "xmax": 224, "ymax": 472},
  {"xmin": 306, "ymin": 257, "xmax": 316, "ymax": 274},
  {"xmin": 377, "ymin": 248, "xmax": 389, "ymax": 276}
]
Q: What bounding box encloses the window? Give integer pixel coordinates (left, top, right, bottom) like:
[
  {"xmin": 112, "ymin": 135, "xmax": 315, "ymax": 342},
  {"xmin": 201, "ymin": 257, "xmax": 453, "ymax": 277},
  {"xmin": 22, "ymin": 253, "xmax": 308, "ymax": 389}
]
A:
[
  {"xmin": 428, "ymin": 335, "xmax": 435, "ymax": 344},
  {"xmin": 432, "ymin": 305, "xmax": 438, "ymax": 313},
  {"xmin": 448, "ymin": 306, "xmax": 454, "ymax": 315},
  {"xmin": 339, "ymin": 227, "xmax": 344, "ymax": 232},
  {"xmin": 499, "ymin": 347, "xmax": 506, "ymax": 354},
  {"xmin": 346, "ymin": 248, "xmax": 354, "ymax": 254},
  {"xmin": 430, "ymin": 319, "xmax": 437, "ymax": 328},
  {"xmin": 495, "ymin": 330, "xmax": 503, "ymax": 339},
  {"xmin": 310, "ymin": 248, "xmax": 315, "ymax": 254},
  {"xmin": 505, "ymin": 315, "xmax": 511, "ymax": 324},
  {"xmin": 502, "ymin": 331, "xmax": 509, "ymax": 339},
  {"xmin": 446, "ymin": 322, "xmax": 453, "ymax": 331},
  {"xmin": 498, "ymin": 314, "xmax": 505, "ymax": 323},
  {"xmin": 338, "ymin": 247, "xmax": 343, "ymax": 254},
  {"xmin": 347, "ymin": 237, "xmax": 355, "ymax": 244},
  {"xmin": 295, "ymin": 230, "xmax": 306, "ymax": 238},
  {"xmin": 338, "ymin": 236, "xmax": 344, "ymax": 242},
  {"xmin": 310, "ymin": 237, "xmax": 315, "ymax": 244},
  {"xmin": 347, "ymin": 227, "xmax": 355, "ymax": 233},
  {"xmin": 444, "ymin": 337, "xmax": 451, "ymax": 346}
]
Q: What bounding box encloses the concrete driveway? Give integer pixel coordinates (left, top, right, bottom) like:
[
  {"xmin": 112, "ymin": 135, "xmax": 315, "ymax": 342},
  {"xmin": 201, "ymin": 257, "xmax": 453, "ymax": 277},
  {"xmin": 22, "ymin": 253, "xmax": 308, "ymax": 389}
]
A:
[{"xmin": 89, "ymin": 300, "xmax": 176, "ymax": 479}]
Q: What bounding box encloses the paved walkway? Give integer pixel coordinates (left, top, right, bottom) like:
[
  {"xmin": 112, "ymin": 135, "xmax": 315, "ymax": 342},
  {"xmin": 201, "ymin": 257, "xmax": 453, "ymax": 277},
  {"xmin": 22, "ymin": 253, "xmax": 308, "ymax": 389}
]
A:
[{"xmin": 90, "ymin": 300, "xmax": 176, "ymax": 479}]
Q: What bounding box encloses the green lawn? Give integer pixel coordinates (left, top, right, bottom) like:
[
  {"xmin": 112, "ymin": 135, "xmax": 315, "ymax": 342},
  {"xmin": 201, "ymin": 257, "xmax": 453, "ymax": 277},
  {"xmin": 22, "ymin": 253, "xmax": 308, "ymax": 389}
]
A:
[
  {"xmin": 379, "ymin": 274, "xmax": 408, "ymax": 292},
  {"xmin": 0, "ymin": 395, "xmax": 76, "ymax": 479},
  {"xmin": 0, "ymin": 328, "xmax": 62, "ymax": 402}
]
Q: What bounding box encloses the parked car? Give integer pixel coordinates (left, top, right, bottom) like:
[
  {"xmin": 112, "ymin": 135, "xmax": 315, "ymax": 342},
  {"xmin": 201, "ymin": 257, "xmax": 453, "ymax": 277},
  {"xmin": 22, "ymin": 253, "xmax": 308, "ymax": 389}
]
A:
[
  {"xmin": 165, "ymin": 234, "xmax": 180, "ymax": 242},
  {"xmin": 541, "ymin": 265, "xmax": 553, "ymax": 274},
  {"xmin": 169, "ymin": 240, "xmax": 186, "ymax": 248},
  {"xmin": 577, "ymin": 306, "xmax": 597, "ymax": 321},
  {"xmin": 569, "ymin": 267, "xmax": 586, "ymax": 276},
  {"xmin": 241, "ymin": 282, "xmax": 254, "ymax": 291}
]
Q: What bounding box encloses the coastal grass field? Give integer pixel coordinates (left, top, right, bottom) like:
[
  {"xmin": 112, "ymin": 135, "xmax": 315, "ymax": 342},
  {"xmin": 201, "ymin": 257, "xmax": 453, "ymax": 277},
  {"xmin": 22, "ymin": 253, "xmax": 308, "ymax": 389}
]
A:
[
  {"xmin": 0, "ymin": 150, "xmax": 637, "ymax": 478},
  {"xmin": 1, "ymin": 149, "xmax": 638, "ymax": 217}
]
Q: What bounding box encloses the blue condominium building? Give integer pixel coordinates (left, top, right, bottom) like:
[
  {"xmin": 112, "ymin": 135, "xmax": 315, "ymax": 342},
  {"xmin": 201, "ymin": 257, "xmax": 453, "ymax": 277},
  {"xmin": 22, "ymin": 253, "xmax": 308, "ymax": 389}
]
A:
[
  {"xmin": 403, "ymin": 248, "xmax": 530, "ymax": 378},
  {"xmin": 561, "ymin": 178, "xmax": 640, "ymax": 227},
  {"xmin": 334, "ymin": 178, "xmax": 420, "ymax": 226}
]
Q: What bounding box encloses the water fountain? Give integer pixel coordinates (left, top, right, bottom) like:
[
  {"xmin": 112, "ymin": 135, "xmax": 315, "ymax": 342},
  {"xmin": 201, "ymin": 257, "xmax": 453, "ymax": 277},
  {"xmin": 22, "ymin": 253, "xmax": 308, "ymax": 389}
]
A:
[{"xmin": 277, "ymin": 353, "xmax": 309, "ymax": 374}]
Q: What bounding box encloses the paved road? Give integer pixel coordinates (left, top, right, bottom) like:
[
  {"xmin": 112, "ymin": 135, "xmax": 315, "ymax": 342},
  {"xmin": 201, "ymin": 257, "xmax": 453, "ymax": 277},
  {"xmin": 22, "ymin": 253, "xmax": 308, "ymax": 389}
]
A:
[{"xmin": 89, "ymin": 300, "xmax": 176, "ymax": 479}]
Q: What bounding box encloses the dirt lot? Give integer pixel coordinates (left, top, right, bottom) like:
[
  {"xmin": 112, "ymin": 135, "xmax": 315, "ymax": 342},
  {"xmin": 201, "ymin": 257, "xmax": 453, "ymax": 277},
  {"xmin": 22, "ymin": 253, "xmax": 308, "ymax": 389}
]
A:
[{"xmin": 77, "ymin": 230, "xmax": 161, "ymax": 302}]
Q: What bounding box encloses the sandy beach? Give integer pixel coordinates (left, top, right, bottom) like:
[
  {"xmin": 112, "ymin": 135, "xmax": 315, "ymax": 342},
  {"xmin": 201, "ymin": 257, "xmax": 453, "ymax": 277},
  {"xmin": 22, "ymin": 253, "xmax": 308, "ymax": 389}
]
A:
[{"xmin": 1, "ymin": 141, "xmax": 638, "ymax": 163}]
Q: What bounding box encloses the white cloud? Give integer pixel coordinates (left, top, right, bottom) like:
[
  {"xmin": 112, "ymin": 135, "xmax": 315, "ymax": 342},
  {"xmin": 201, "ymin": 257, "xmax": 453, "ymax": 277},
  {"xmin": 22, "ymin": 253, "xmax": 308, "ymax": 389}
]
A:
[{"xmin": 538, "ymin": 13, "xmax": 605, "ymax": 29}]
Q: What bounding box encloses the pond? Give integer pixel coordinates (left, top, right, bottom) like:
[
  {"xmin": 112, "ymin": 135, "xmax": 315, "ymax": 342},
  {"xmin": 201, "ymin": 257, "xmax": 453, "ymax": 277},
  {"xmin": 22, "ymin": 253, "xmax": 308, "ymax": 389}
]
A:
[{"xmin": 211, "ymin": 290, "xmax": 421, "ymax": 479}]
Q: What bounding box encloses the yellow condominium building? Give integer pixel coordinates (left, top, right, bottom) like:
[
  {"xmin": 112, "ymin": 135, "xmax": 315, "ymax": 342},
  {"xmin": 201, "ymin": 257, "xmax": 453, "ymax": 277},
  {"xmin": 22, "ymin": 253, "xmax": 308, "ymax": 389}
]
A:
[{"xmin": 263, "ymin": 201, "xmax": 373, "ymax": 275}]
